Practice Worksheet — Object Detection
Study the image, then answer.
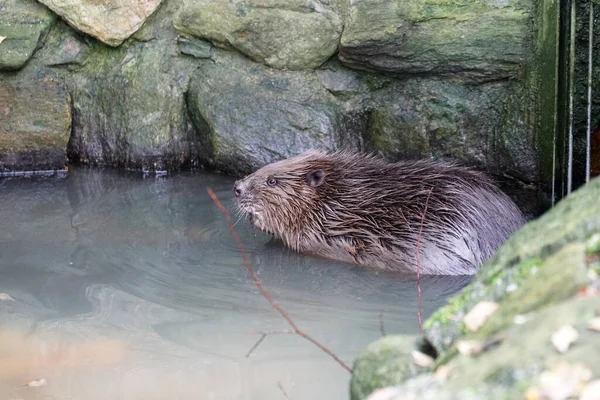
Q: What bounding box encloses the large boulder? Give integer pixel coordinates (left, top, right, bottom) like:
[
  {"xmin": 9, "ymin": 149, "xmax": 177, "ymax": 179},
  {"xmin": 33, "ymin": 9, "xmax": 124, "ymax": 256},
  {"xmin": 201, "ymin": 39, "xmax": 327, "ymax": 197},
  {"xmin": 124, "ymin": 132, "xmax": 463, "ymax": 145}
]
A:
[
  {"xmin": 36, "ymin": 0, "xmax": 164, "ymax": 46},
  {"xmin": 365, "ymin": 80, "xmax": 530, "ymax": 176},
  {"xmin": 351, "ymin": 176, "xmax": 600, "ymax": 399},
  {"xmin": 338, "ymin": 0, "xmax": 532, "ymax": 82},
  {"xmin": 0, "ymin": 73, "xmax": 71, "ymax": 172},
  {"xmin": 63, "ymin": 40, "xmax": 200, "ymax": 171},
  {"xmin": 186, "ymin": 51, "xmax": 364, "ymax": 175},
  {"xmin": 173, "ymin": 0, "xmax": 342, "ymax": 70},
  {"xmin": 31, "ymin": 1, "xmax": 204, "ymax": 172},
  {"xmin": 0, "ymin": 0, "xmax": 55, "ymax": 70},
  {"xmin": 350, "ymin": 336, "xmax": 434, "ymax": 400}
]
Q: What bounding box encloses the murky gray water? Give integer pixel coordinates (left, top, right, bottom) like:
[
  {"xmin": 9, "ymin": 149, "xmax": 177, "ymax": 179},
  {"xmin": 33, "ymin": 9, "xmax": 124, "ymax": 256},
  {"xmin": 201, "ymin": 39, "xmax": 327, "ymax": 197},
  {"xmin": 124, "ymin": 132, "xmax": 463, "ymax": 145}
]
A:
[{"xmin": 0, "ymin": 168, "xmax": 471, "ymax": 400}]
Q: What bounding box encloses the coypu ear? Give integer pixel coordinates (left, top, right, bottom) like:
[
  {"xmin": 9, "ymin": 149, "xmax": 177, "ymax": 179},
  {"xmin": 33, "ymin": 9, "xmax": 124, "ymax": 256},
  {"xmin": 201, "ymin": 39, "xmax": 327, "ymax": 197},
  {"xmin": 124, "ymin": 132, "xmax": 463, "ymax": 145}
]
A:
[{"xmin": 307, "ymin": 169, "xmax": 326, "ymax": 187}]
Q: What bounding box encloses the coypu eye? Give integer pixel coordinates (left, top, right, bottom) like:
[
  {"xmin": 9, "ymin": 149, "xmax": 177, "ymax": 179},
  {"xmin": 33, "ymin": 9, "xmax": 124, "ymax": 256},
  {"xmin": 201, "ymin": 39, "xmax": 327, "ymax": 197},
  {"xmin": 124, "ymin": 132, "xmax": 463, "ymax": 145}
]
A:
[{"xmin": 266, "ymin": 177, "xmax": 278, "ymax": 187}]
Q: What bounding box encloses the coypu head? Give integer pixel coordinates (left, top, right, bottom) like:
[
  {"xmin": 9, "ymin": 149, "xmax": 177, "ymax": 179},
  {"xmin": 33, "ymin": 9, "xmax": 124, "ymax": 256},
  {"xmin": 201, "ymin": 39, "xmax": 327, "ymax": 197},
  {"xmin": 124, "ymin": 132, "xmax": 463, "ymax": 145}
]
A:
[{"xmin": 233, "ymin": 150, "xmax": 332, "ymax": 245}]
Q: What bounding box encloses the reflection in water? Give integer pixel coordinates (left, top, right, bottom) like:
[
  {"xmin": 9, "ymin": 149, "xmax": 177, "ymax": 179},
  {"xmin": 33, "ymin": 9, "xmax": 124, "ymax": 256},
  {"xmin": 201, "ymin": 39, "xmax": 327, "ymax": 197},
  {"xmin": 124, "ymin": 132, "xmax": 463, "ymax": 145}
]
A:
[{"xmin": 0, "ymin": 168, "xmax": 472, "ymax": 399}]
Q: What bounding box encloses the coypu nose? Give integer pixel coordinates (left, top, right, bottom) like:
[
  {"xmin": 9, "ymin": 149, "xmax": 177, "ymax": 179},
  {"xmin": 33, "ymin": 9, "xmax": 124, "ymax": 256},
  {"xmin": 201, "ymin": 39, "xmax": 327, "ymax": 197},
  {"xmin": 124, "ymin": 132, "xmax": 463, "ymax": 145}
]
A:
[{"xmin": 233, "ymin": 181, "xmax": 242, "ymax": 197}]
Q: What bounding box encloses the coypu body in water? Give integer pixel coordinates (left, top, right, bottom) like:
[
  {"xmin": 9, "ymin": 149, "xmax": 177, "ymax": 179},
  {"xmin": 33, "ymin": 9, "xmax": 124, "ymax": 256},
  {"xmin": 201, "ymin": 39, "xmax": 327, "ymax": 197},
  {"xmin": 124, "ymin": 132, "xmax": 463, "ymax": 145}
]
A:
[{"xmin": 233, "ymin": 150, "xmax": 526, "ymax": 275}]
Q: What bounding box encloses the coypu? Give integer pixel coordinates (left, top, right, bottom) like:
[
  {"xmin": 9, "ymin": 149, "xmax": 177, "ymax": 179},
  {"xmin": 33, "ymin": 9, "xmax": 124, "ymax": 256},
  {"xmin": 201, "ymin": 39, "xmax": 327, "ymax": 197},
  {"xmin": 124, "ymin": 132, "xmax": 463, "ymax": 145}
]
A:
[{"xmin": 233, "ymin": 150, "xmax": 526, "ymax": 275}]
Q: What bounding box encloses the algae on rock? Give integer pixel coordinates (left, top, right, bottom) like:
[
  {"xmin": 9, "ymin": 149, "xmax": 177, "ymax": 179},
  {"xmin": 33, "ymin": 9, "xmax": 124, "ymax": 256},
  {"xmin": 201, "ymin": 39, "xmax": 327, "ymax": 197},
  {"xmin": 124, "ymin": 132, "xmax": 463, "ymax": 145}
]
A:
[
  {"xmin": 350, "ymin": 336, "xmax": 435, "ymax": 400},
  {"xmin": 186, "ymin": 51, "xmax": 363, "ymax": 175},
  {"xmin": 339, "ymin": 0, "xmax": 533, "ymax": 82},
  {"xmin": 173, "ymin": 0, "xmax": 342, "ymax": 70},
  {"xmin": 0, "ymin": 72, "xmax": 71, "ymax": 171},
  {"xmin": 0, "ymin": 0, "xmax": 56, "ymax": 70},
  {"xmin": 36, "ymin": 0, "xmax": 164, "ymax": 47}
]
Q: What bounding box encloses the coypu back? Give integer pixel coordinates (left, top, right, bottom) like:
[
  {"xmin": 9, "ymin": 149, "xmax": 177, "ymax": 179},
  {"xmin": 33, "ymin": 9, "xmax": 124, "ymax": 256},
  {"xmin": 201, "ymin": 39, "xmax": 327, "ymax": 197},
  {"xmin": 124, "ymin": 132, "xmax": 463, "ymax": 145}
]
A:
[{"xmin": 234, "ymin": 150, "xmax": 526, "ymax": 275}]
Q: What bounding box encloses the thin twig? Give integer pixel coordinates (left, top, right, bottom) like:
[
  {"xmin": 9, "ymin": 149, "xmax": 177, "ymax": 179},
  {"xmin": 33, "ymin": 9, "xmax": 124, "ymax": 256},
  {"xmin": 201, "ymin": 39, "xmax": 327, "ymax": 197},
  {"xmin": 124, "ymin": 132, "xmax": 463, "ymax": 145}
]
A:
[
  {"xmin": 378, "ymin": 311, "xmax": 387, "ymax": 337},
  {"xmin": 416, "ymin": 188, "xmax": 433, "ymax": 333},
  {"xmin": 207, "ymin": 188, "xmax": 353, "ymax": 373},
  {"xmin": 246, "ymin": 333, "xmax": 267, "ymax": 358},
  {"xmin": 246, "ymin": 329, "xmax": 296, "ymax": 336},
  {"xmin": 277, "ymin": 381, "xmax": 291, "ymax": 399}
]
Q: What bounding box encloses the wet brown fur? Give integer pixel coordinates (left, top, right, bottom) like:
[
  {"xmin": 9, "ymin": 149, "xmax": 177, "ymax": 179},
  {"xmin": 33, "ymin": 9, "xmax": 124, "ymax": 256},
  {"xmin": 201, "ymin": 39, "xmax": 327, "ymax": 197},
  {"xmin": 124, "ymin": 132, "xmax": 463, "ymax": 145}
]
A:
[{"xmin": 233, "ymin": 150, "xmax": 526, "ymax": 275}]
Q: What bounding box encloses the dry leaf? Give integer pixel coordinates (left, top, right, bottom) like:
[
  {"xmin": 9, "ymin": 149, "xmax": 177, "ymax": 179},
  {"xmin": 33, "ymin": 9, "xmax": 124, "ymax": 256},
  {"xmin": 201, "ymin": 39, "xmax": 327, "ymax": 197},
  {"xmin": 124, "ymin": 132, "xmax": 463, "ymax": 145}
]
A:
[
  {"xmin": 367, "ymin": 387, "xmax": 400, "ymax": 400},
  {"xmin": 0, "ymin": 36, "xmax": 6, "ymax": 44},
  {"xmin": 580, "ymin": 380, "xmax": 600, "ymax": 400},
  {"xmin": 587, "ymin": 317, "xmax": 600, "ymax": 332},
  {"xmin": 411, "ymin": 350, "xmax": 435, "ymax": 368},
  {"xmin": 0, "ymin": 293, "xmax": 15, "ymax": 301},
  {"xmin": 524, "ymin": 386, "xmax": 541, "ymax": 400},
  {"xmin": 463, "ymin": 301, "xmax": 499, "ymax": 332},
  {"xmin": 26, "ymin": 378, "xmax": 47, "ymax": 387},
  {"xmin": 537, "ymin": 361, "xmax": 592, "ymax": 400},
  {"xmin": 551, "ymin": 325, "xmax": 579, "ymax": 353},
  {"xmin": 456, "ymin": 337, "xmax": 503, "ymax": 357},
  {"xmin": 457, "ymin": 340, "xmax": 485, "ymax": 356},
  {"xmin": 577, "ymin": 285, "xmax": 599, "ymax": 298},
  {"xmin": 434, "ymin": 365, "xmax": 452, "ymax": 382}
]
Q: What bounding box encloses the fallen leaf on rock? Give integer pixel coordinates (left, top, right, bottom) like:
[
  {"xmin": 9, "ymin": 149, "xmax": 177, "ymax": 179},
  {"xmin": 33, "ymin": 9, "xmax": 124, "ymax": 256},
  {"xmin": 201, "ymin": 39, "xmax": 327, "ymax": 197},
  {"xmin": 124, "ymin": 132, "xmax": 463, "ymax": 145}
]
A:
[
  {"xmin": 367, "ymin": 387, "xmax": 400, "ymax": 400},
  {"xmin": 434, "ymin": 365, "xmax": 452, "ymax": 381},
  {"xmin": 0, "ymin": 36, "xmax": 6, "ymax": 44},
  {"xmin": 463, "ymin": 301, "xmax": 499, "ymax": 332},
  {"xmin": 26, "ymin": 378, "xmax": 47, "ymax": 387},
  {"xmin": 577, "ymin": 285, "xmax": 599, "ymax": 298},
  {"xmin": 580, "ymin": 380, "xmax": 600, "ymax": 400},
  {"xmin": 411, "ymin": 350, "xmax": 435, "ymax": 368},
  {"xmin": 537, "ymin": 361, "xmax": 592, "ymax": 400},
  {"xmin": 457, "ymin": 340, "xmax": 485, "ymax": 356},
  {"xmin": 0, "ymin": 293, "xmax": 15, "ymax": 301},
  {"xmin": 587, "ymin": 317, "xmax": 600, "ymax": 332},
  {"xmin": 551, "ymin": 325, "xmax": 579, "ymax": 353},
  {"xmin": 524, "ymin": 386, "xmax": 541, "ymax": 400},
  {"xmin": 456, "ymin": 337, "xmax": 503, "ymax": 357}
]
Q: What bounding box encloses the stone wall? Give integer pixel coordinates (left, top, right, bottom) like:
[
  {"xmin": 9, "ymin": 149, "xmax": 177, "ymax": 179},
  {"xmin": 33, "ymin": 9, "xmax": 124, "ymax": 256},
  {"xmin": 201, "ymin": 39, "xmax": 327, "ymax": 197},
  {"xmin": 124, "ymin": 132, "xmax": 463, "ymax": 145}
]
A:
[{"xmin": 1, "ymin": 0, "xmax": 542, "ymax": 184}]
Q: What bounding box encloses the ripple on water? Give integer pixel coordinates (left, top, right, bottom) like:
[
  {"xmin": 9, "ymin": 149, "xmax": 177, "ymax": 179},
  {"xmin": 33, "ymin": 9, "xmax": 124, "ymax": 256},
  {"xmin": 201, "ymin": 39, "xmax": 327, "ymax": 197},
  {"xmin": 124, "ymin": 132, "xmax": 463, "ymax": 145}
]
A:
[{"xmin": 0, "ymin": 168, "xmax": 472, "ymax": 399}]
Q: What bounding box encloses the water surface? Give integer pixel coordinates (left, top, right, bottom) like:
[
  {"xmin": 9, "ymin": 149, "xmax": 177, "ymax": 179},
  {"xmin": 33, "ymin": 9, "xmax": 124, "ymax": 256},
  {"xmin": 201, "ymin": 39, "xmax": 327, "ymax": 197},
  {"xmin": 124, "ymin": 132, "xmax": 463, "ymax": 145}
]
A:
[{"xmin": 0, "ymin": 168, "xmax": 471, "ymax": 400}]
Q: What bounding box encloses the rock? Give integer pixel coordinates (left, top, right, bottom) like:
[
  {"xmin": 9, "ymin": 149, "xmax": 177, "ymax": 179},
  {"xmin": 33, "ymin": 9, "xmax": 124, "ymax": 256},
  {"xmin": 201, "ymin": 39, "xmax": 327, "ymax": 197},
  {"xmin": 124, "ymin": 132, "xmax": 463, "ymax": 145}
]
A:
[
  {"xmin": 38, "ymin": 22, "xmax": 89, "ymax": 68},
  {"xmin": 371, "ymin": 296, "xmax": 600, "ymax": 400},
  {"xmin": 0, "ymin": 0, "xmax": 55, "ymax": 70},
  {"xmin": 42, "ymin": 0, "xmax": 203, "ymax": 172},
  {"xmin": 350, "ymin": 335, "xmax": 433, "ymax": 400},
  {"xmin": 177, "ymin": 36, "xmax": 212, "ymax": 59},
  {"xmin": 36, "ymin": 0, "xmax": 164, "ymax": 47},
  {"xmin": 314, "ymin": 60, "xmax": 368, "ymax": 98},
  {"xmin": 425, "ymin": 175, "xmax": 600, "ymax": 353},
  {"xmin": 338, "ymin": 0, "xmax": 532, "ymax": 82},
  {"xmin": 64, "ymin": 39, "xmax": 199, "ymax": 171},
  {"xmin": 365, "ymin": 80, "xmax": 529, "ymax": 175},
  {"xmin": 173, "ymin": 0, "xmax": 342, "ymax": 70},
  {"xmin": 0, "ymin": 74, "xmax": 71, "ymax": 172},
  {"xmin": 186, "ymin": 51, "xmax": 363, "ymax": 175}
]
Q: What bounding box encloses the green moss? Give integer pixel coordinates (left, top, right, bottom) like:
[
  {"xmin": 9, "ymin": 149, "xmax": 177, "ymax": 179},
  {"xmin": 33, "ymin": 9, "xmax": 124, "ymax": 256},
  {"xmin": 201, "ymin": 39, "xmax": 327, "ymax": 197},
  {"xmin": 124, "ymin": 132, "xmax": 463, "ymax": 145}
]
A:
[
  {"xmin": 586, "ymin": 233, "xmax": 600, "ymax": 255},
  {"xmin": 474, "ymin": 243, "xmax": 589, "ymax": 340},
  {"xmin": 424, "ymin": 286, "xmax": 473, "ymax": 330},
  {"xmin": 350, "ymin": 335, "xmax": 429, "ymax": 400}
]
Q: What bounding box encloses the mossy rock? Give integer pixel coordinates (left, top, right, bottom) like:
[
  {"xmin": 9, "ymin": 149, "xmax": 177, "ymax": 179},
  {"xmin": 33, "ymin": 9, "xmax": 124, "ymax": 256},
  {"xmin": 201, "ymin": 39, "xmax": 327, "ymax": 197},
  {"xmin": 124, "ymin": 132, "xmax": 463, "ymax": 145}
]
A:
[
  {"xmin": 425, "ymin": 175, "xmax": 600, "ymax": 353},
  {"xmin": 350, "ymin": 335, "xmax": 432, "ymax": 400},
  {"xmin": 0, "ymin": 0, "xmax": 56, "ymax": 71}
]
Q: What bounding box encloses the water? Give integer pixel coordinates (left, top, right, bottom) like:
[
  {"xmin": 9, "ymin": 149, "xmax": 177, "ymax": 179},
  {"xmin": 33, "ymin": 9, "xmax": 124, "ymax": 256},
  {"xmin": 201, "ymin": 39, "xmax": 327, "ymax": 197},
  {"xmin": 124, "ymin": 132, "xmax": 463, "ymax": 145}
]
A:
[{"xmin": 0, "ymin": 168, "xmax": 471, "ymax": 400}]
